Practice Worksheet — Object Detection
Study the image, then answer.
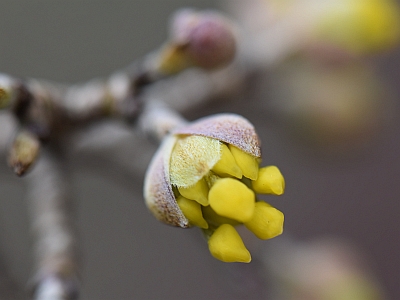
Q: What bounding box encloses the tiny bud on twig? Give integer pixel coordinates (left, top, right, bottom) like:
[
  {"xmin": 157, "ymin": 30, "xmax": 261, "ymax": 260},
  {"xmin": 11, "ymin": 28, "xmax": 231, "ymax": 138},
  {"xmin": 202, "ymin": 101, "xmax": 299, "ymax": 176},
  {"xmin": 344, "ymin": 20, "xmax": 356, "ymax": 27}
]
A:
[
  {"xmin": 0, "ymin": 73, "xmax": 17, "ymax": 109},
  {"xmin": 157, "ymin": 9, "xmax": 237, "ymax": 74},
  {"xmin": 8, "ymin": 130, "xmax": 40, "ymax": 176}
]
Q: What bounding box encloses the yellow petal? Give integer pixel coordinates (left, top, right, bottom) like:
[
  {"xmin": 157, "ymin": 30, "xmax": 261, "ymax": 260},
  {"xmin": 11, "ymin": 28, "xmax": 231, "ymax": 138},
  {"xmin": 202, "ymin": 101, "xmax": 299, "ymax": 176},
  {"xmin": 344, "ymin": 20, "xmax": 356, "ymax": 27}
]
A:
[
  {"xmin": 228, "ymin": 145, "xmax": 259, "ymax": 180},
  {"xmin": 209, "ymin": 178, "xmax": 255, "ymax": 222},
  {"xmin": 208, "ymin": 224, "xmax": 251, "ymax": 263},
  {"xmin": 170, "ymin": 135, "xmax": 221, "ymax": 187},
  {"xmin": 244, "ymin": 202, "xmax": 284, "ymax": 240},
  {"xmin": 211, "ymin": 143, "xmax": 242, "ymax": 179},
  {"xmin": 177, "ymin": 196, "xmax": 208, "ymax": 229},
  {"xmin": 178, "ymin": 178, "xmax": 209, "ymax": 206},
  {"xmin": 252, "ymin": 166, "xmax": 285, "ymax": 195}
]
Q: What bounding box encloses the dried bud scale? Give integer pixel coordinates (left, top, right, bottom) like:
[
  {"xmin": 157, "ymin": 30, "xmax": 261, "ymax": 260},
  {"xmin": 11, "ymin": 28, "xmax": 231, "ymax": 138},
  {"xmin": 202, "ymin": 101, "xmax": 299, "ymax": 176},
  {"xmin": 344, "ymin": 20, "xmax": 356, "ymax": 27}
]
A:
[{"xmin": 144, "ymin": 135, "xmax": 190, "ymax": 228}]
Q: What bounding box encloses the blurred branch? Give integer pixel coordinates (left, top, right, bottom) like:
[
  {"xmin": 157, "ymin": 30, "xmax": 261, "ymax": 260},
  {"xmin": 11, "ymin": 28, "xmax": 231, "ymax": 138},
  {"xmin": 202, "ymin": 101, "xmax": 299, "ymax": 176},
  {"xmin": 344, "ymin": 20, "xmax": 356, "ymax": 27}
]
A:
[{"xmin": 26, "ymin": 148, "xmax": 79, "ymax": 300}]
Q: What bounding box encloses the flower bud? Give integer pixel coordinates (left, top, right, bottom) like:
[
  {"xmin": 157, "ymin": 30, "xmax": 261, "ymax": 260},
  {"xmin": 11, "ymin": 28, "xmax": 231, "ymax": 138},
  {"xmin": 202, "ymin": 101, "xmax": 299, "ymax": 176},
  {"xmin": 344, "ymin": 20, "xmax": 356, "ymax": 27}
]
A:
[
  {"xmin": 157, "ymin": 9, "xmax": 237, "ymax": 74},
  {"xmin": 144, "ymin": 113, "xmax": 285, "ymax": 262},
  {"xmin": 244, "ymin": 201, "xmax": 284, "ymax": 240},
  {"xmin": 208, "ymin": 224, "xmax": 251, "ymax": 263},
  {"xmin": 0, "ymin": 73, "xmax": 17, "ymax": 109},
  {"xmin": 8, "ymin": 130, "xmax": 41, "ymax": 176},
  {"xmin": 252, "ymin": 166, "xmax": 285, "ymax": 195},
  {"xmin": 176, "ymin": 196, "xmax": 208, "ymax": 229}
]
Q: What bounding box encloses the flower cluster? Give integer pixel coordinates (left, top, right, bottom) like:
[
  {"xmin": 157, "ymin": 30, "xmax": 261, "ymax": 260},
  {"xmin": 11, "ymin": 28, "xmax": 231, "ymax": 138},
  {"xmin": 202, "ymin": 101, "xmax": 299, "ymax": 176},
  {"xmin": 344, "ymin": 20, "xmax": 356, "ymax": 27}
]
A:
[
  {"xmin": 144, "ymin": 114, "xmax": 284, "ymax": 263},
  {"xmin": 267, "ymin": 0, "xmax": 400, "ymax": 55},
  {"xmin": 313, "ymin": 0, "xmax": 400, "ymax": 55}
]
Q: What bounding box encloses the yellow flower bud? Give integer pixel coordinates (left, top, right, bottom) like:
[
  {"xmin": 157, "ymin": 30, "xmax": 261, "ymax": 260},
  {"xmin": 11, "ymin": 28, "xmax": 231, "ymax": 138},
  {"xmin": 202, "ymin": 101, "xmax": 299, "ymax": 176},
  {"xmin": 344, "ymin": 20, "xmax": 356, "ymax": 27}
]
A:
[
  {"xmin": 208, "ymin": 224, "xmax": 251, "ymax": 263},
  {"xmin": 245, "ymin": 202, "xmax": 284, "ymax": 240},
  {"xmin": 178, "ymin": 178, "xmax": 209, "ymax": 206},
  {"xmin": 252, "ymin": 166, "xmax": 285, "ymax": 195},
  {"xmin": 211, "ymin": 143, "xmax": 242, "ymax": 179},
  {"xmin": 229, "ymin": 145, "xmax": 259, "ymax": 180},
  {"xmin": 209, "ymin": 178, "xmax": 255, "ymax": 223},
  {"xmin": 144, "ymin": 113, "xmax": 285, "ymax": 263},
  {"xmin": 177, "ymin": 196, "xmax": 208, "ymax": 229}
]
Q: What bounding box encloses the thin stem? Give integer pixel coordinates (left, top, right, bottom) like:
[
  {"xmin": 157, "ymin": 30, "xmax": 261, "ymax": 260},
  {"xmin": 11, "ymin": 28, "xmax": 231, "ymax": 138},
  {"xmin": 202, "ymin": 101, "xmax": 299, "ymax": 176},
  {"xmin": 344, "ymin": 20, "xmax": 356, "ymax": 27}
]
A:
[
  {"xmin": 138, "ymin": 100, "xmax": 188, "ymax": 143},
  {"xmin": 26, "ymin": 147, "xmax": 79, "ymax": 300}
]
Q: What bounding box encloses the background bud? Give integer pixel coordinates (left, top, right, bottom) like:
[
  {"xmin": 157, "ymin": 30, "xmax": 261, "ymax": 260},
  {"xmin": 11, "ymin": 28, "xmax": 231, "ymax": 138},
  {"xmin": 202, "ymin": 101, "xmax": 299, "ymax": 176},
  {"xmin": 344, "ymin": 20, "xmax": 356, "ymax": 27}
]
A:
[
  {"xmin": 158, "ymin": 9, "xmax": 237, "ymax": 73},
  {"xmin": 8, "ymin": 130, "xmax": 40, "ymax": 176},
  {"xmin": 0, "ymin": 74, "xmax": 17, "ymax": 109}
]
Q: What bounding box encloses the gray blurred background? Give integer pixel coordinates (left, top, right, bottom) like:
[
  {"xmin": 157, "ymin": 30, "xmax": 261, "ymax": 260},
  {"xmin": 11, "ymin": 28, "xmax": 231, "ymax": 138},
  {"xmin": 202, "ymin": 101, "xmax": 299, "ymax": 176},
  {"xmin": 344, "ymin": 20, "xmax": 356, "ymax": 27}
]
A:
[{"xmin": 0, "ymin": 1, "xmax": 399, "ymax": 300}]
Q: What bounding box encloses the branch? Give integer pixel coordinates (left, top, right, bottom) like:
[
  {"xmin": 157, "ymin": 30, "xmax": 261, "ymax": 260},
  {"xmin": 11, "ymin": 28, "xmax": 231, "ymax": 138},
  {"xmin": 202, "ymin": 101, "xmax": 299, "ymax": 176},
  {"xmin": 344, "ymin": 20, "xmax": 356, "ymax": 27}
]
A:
[
  {"xmin": 0, "ymin": 8, "xmax": 256, "ymax": 300},
  {"xmin": 26, "ymin": 148, "xmax": 79, "ymax": 300}
]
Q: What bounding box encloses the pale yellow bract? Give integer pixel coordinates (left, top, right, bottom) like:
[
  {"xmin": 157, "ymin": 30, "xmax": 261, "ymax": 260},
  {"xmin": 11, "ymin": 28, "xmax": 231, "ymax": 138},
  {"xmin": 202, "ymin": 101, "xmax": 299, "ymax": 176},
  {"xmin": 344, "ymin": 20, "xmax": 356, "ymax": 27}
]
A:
[{"xmin": 170, "ymin": 135, "xmax": 221, "ymax": 187}]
